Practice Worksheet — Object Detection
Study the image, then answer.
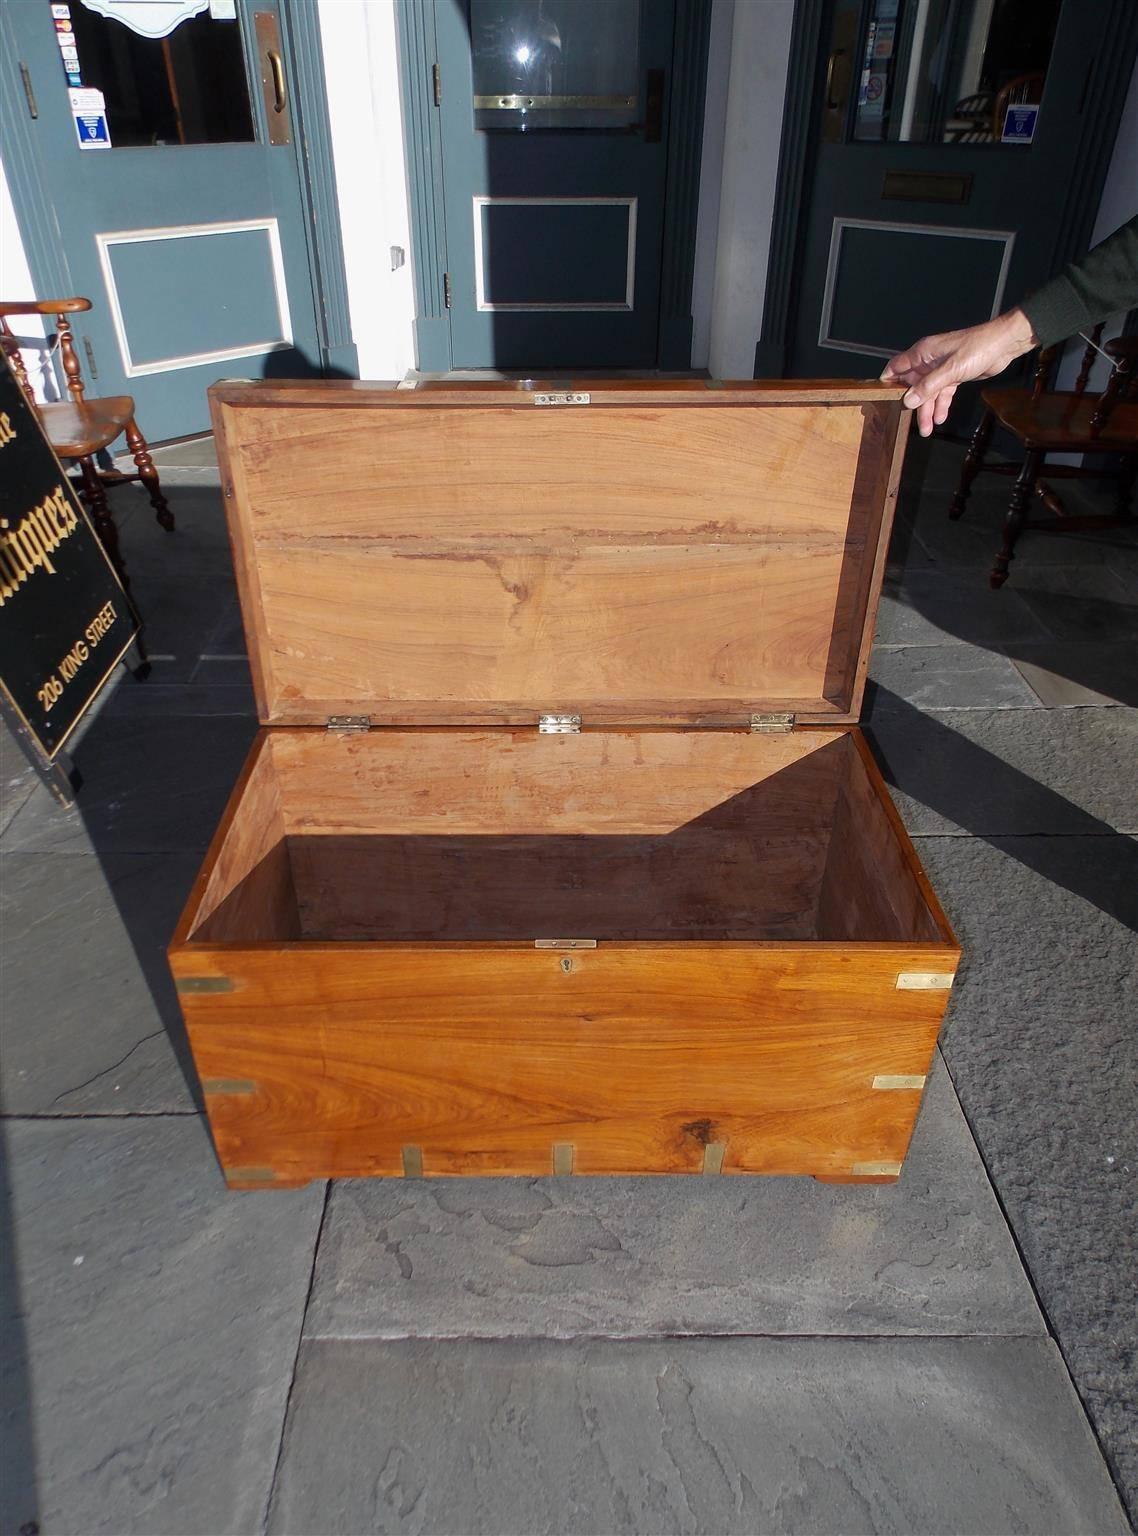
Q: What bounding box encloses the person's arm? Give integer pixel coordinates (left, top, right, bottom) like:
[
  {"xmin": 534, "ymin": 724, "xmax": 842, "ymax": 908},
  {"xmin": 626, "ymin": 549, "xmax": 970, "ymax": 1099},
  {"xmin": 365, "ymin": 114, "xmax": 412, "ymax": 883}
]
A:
[
  {"xmin": 881, "ymin": 308, "xmax": 1037, "ymax": 437},
  {"xmin": 1021, "ymin": 214, "xmax": 1138, "ymax": 348},
  {"xmin": 881, "ymin": 215, "xmax": 1138, "ymax": 437}
]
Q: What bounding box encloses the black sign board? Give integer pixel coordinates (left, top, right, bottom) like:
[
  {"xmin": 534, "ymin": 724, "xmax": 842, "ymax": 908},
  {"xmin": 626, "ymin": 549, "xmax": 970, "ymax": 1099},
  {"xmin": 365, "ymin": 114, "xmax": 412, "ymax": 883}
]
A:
[{"xmin": 0, "ymin": 357, "xmax": 138, "ymax": 761}]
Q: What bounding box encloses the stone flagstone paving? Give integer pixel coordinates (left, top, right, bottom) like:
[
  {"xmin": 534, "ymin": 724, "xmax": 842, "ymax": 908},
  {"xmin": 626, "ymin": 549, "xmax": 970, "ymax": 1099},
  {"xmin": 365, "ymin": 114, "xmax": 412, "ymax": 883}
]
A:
[{"xmin": 0, "ymin": 438, "xmax": 1134, "ymax": 1533}]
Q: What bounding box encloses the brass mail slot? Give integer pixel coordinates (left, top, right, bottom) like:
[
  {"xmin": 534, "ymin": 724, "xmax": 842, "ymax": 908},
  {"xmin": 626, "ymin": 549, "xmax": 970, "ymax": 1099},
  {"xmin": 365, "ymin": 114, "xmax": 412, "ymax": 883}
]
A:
[
  {"xmin": 882, "ymin": 170, "xmax": 972, "ymax": 205},
  {"xmin": 474, "ymin": 94, "xmax": 637, "ymax": 111}
]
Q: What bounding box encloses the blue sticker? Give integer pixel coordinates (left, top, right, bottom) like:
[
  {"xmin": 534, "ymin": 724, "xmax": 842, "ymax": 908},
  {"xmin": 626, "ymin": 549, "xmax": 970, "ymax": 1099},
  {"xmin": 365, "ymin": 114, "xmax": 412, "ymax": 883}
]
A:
[
  {"xmin": 74, "ymin": 112, "xmax": 110, "ymax": 148},
  {"xmin": 1001, "ymin": 104, "xmax": 1039, "ymax": 144}
]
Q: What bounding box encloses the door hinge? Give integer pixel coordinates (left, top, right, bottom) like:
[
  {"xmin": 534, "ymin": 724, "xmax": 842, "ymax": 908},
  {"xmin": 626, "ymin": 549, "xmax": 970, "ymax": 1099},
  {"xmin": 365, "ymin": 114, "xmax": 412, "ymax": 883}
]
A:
[
  {"xmin": 432, "ymin": 62, "xmax": 442, "ymax": 106},
  {"xmin": 82, "ymin": 336, "xmax": 98, "ymax": 379},
  {"xmin": 533, "ymin": 392, "xmax": 591, "ymax": 406},
  {"xmin": 539, "ymin": 713, "xmax": 581, "ymax": 734},
  {"xmin": 327, "ymin": 714, "xmax": 371, "ymax": 732},
  {"xmin": 443, "ymin": 271, "xmax": 452, "ymax": 309},
  {"xmin": 750, "ymin": 712, "xmax": 796, "ymax": 733},
  {"xmin": 19, "ymin": 62, "xmax": 38, "ymax": 120}
]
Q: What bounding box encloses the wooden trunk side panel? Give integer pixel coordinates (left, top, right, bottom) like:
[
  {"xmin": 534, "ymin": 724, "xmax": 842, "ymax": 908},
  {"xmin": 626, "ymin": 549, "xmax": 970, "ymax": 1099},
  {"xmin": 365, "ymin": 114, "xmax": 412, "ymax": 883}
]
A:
[
  {"xmin": 215, "ymin": 396, "xmax": 905, "ymax": 726},
  {"xmin": 270, "ymin": 728, "xmax": 846, "ymax": 837},
  {"xmin": 816, "ymin": 735, "xmax": 943, "ymax": 944},
  {"xmin": 194, "ymin": 839, "xmax": 301, "ymax": 944},
  {"xmin": 171, "ymin": 733, "xmax": 284, "ymax": 946},
  {"xmin": 186, "ymin": 734, "xmax": 292, "ymax": 941},
  {"xmin": 287, "ymin": 830, "xmax": 828, "ymax": 943},
  {"xmin": 182, "ymin": 946, "xmax": 955, "ymax": 1182}
]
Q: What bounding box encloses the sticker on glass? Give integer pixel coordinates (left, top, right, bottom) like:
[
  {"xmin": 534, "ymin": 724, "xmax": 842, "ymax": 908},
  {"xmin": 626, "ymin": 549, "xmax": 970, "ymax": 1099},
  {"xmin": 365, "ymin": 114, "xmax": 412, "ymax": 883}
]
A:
[
  {"xmin": 1001, "ymin": 104, "xmax": 1039, "ymax": 144},
  {"xmin": 69, "ymin": 87, "xmax": 112, "ymax": 149}
]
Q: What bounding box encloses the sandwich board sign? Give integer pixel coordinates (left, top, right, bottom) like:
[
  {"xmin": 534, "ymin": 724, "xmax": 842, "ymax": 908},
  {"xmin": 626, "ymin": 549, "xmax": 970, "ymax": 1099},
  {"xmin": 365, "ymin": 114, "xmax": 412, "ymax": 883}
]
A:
[{"xmin": 0, "ymin": 355, "xmax": 138, "ymax": 781}]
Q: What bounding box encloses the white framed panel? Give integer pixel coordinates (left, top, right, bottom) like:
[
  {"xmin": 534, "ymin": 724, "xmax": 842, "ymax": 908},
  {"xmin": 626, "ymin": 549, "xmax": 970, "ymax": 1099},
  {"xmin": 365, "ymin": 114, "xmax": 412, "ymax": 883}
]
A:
[
  {"xmin": 94, "ymin": 217, "xmax": 294, "ymax": 377},
  {"xmin": 472, "ymin": 196, "xmax": 637, "ymax": 312},
  {"xmin": 818, "ymin": 217, "xmax": 1016, "ymax": 358}
]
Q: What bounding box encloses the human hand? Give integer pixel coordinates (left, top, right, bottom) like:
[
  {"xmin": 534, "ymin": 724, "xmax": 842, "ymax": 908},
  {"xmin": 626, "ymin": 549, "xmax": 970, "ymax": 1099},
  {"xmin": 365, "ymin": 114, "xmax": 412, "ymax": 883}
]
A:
[{"xmin": 880, "ymin": 307, "xmax": 1038, "ymax": 436}]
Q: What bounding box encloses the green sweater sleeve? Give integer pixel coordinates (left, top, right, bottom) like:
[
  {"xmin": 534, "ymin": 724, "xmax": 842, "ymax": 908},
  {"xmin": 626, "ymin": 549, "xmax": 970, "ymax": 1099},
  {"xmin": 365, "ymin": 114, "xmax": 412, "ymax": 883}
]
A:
[{"xmin": 1020, "ymin": 215, "xmax": 1138, "ymax": 348}]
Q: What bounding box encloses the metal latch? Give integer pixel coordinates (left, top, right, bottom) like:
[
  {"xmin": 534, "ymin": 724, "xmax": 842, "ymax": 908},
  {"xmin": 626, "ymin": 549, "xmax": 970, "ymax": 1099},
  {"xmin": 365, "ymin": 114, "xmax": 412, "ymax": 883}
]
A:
[
  {"xmin": 327, "ymin": 714, "xmax": 371, "ymax": 732},
  {"xmin": 535, "ymin": 938, "xmax": 597, "ymax": 949},
  {"xmin": 750, "ymin": 712, "xmax": 795, "ymax": 733},
  {"xmin": 533, "ymin": 392, "xmax": 590, "ymax": 406},
  {"xmin": 539, "ymin": 713, "xmax": 581, "ymax": 733}
]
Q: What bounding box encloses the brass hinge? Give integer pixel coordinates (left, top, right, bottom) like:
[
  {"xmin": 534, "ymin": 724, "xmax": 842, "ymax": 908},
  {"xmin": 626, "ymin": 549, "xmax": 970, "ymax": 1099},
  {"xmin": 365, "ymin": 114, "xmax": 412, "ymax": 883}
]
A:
[
  {"xmin": 533, "ymin": 392, "xmax": 591, "ymax": 406},
  {"xmin": 326, "ymin": 714, "xmax": 371, "ymax": 732},
  {"xmin": 432, "ymin": 62, "xmax": 441, "ymax": 106},
  {"xmin": 535, "ymin": 938, "xmax": 596, "ymax": 949},
  {"xmin": 750, "ymin": 712, "xmax": 795, "ymax": 733},
  {"xmin": 539, "ymin": 713, "xmax": 581, "ymax": 734},
  {"xmin": 443, "ymin": 272, "xmax": 452, "ymax": 309}
]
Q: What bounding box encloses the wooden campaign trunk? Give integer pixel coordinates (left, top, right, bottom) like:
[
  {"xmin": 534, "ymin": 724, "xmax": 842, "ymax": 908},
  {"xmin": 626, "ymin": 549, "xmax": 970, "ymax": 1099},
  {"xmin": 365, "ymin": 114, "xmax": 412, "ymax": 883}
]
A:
[{"xmin": 169, "ymin": 379, "xmax": 960, "ymax": 1190}]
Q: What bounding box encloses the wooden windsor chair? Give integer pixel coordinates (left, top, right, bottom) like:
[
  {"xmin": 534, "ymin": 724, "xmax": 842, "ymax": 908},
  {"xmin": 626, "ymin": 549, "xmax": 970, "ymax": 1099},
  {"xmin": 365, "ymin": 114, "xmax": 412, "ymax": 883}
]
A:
[
  {"xmin": 947, "ymin": 324, "xmax": 1138, "ymax": 588},
  {"xmin": 0, "ymin": 298, "xmax": 174, "ymax": 581}
]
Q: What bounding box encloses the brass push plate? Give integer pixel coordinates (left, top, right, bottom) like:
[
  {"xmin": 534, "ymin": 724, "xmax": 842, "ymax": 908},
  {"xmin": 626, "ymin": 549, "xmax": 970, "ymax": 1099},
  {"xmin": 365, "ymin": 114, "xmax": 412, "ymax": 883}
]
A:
[{"xmin": 254, "ymin": 11, "xmax": 291, "ymax": 146}]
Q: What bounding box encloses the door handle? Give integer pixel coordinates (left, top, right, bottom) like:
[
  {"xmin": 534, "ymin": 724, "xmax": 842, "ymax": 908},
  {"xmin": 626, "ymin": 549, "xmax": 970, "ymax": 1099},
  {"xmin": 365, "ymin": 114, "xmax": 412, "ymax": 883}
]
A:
[
  {"xmin": 267, "ymin": 49, "xmax": 286, "ymax": 114},
  {"xmin": 254, "ymin": 11, "xmax": 291, "ymax": 144},
  {"xmin": 825, "ymin": 49, "xmax": 846, "ymax": 110},
  {"xmin": 644, "ymin": 68, "xmax": 664, "ymax": 142}
]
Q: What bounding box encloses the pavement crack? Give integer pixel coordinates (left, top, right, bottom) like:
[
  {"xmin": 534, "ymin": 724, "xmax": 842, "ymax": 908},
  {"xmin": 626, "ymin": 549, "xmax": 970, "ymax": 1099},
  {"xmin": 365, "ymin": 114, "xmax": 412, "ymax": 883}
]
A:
[{"xmin": 47, "ymin": 1030, "xmax": 166, "ymax": 1106}]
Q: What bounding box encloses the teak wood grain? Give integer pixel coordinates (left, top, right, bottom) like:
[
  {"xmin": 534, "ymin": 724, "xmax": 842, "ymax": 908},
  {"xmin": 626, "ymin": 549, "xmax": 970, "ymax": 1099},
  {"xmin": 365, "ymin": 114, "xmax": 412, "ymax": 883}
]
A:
[
  {"xmin": 171, "ymin": 725, "xmax": 958, "ymax": 1185},
  {"xmin": 170, "ymin": 380, "xmax": 960, "ymax": 1189},
  {"xmin": 173, "ymin": 944, "xmax": 954, "ymax": 1185},
  {"xmin": 210, "ymin": 382, "xmax": 908, "ymax": 728}
]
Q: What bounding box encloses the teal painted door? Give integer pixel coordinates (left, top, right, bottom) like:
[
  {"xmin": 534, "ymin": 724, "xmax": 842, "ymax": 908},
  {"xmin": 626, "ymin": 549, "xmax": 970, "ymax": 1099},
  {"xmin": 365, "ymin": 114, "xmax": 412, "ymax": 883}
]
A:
[
  {"xmin": 3, "ymin": 0, "xmax": 321, "ymax": 440},
  {"xmin": 788, "ymin": 0, "xmax": 1118, "ymax": 380},
  {"xmin": 436, "ymin": 0, "xmax": 676, "ymax": 369}
]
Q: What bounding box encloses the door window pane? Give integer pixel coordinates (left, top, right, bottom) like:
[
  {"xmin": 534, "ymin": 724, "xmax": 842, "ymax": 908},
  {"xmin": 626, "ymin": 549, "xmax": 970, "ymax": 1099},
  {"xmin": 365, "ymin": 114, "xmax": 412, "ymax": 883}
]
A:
[
  {"xmin": 63, "ymin": 0, "xmax": 254, "ymax": 146},
  {"xmin": 833, "ymin": 0, "xmax": 1060, "ymax": 145},
  {"xmin": 472, "ymin": 0, "xmax": 640, "ymax": 130}
]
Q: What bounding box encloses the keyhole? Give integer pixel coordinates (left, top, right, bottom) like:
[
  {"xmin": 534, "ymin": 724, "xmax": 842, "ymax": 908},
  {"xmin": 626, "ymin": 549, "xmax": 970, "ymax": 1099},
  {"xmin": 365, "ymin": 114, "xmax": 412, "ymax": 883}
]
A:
[{"xmin": 560, "ymin": 956, "xmax": 573, "ymax": 973}]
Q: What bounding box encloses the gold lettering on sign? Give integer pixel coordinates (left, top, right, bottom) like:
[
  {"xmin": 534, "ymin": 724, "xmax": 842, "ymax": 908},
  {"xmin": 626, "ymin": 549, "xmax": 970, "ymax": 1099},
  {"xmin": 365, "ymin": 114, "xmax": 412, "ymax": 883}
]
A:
[
  {"xmin": 0, "ymin": 412, "xmax": 16, "ymax": 447},
  {"xmin": 0, "ymin": 484, "xmax": 79, "ymax": 605},
  {"xmin": 34, "ymin": 599, "xmax": 118, "ymax": 715}
]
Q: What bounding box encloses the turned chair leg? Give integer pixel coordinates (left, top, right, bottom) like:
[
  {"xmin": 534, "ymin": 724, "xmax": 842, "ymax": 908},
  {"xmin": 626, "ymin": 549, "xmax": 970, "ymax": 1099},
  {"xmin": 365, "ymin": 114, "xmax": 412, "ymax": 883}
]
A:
[
  {"xmin": 78, "ymin": 455, "xmax": 131, "ymax": 593},
  {"xmin": 124, "ymin": 416, "xmax": 175, "ymax": 531},
  {"xmin": 990, "ymin": 448, "xmax": 1042, "ymax": 589},
  {"xmin": 948, "ymin": 407, "xmax": 994, "ymax": 521}
]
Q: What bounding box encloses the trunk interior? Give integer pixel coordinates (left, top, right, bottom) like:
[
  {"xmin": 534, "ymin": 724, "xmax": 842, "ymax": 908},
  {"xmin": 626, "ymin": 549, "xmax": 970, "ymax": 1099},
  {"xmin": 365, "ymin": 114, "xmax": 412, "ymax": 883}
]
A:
[{"xmin": 182, "ymin": 729, "xmax": 947, "ymax": 947}]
